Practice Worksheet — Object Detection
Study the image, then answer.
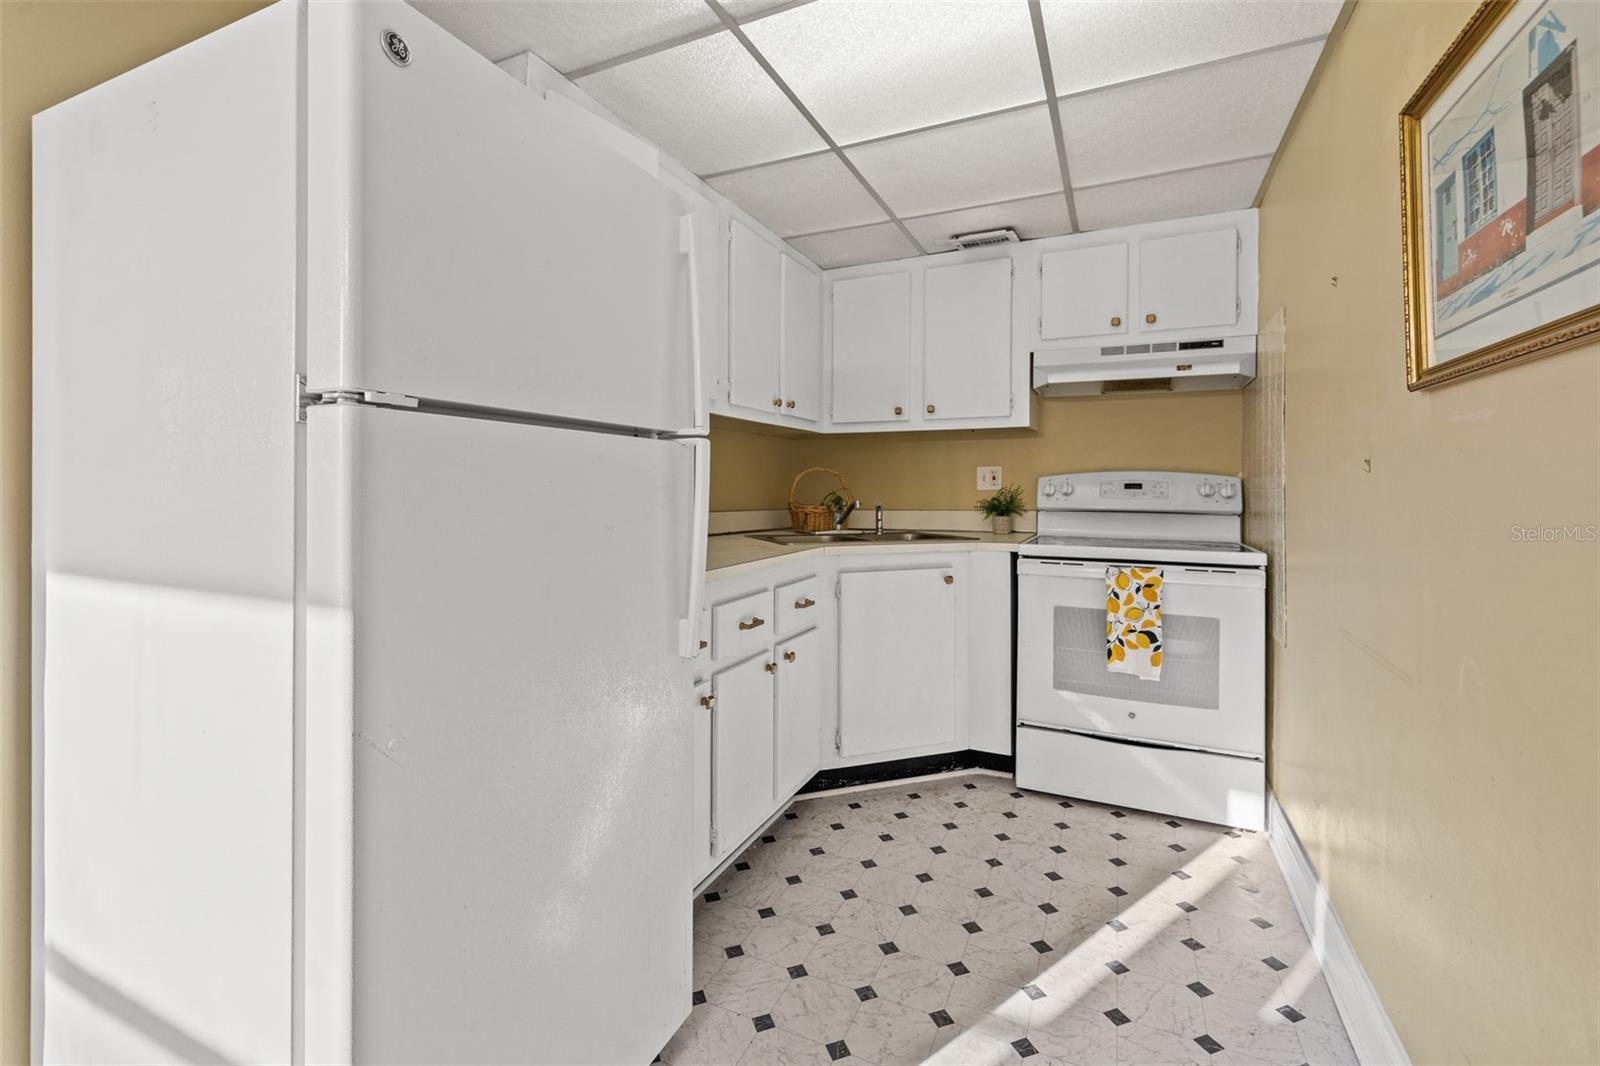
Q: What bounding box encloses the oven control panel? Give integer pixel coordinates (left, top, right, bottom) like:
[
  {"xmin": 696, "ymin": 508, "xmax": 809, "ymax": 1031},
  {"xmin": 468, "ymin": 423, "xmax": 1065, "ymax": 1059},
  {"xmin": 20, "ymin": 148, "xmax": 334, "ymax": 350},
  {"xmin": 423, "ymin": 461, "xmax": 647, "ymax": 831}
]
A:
[{"xmin": 1037, "ymin": 471, "xmax": 1242, "ymax": 513}]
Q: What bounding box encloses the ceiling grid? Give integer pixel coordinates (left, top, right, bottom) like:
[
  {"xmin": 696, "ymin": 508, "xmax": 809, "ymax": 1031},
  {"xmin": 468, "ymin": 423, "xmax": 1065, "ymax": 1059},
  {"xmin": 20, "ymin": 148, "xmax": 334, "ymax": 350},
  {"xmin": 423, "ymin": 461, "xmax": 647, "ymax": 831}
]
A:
[{"xmin": 412, "ymin": 0, "xmax": 1342, "ymax": 267}]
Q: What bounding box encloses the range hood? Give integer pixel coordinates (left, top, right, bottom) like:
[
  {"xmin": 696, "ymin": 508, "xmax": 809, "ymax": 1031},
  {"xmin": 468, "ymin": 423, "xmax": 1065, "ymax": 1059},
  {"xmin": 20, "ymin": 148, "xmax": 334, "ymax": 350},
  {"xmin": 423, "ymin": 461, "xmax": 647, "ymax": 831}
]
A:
[{"xmin": 1032, "ymin": 335, "xmax": 1256, "ymax": 397}]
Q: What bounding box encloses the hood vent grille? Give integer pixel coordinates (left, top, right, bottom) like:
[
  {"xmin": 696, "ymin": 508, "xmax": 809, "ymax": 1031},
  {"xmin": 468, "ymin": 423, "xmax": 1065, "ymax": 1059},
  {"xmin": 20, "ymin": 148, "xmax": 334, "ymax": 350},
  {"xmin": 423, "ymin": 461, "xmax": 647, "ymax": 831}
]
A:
[
  {"xmin": 950, "ymin": 227, "xmax": 1019, "ymax": 250},
  {"xmin": 1103, "ymin": 378, "xmax": 1173, "ymax": 393}
]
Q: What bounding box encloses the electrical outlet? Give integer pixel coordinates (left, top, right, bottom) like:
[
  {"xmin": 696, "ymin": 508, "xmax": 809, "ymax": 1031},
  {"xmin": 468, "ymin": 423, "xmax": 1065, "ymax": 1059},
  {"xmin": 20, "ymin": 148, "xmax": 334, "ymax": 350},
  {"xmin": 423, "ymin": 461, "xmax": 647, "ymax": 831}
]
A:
[{"xmin": 977, "ymin": 466, "xmax": 1002, "ymax": 490}]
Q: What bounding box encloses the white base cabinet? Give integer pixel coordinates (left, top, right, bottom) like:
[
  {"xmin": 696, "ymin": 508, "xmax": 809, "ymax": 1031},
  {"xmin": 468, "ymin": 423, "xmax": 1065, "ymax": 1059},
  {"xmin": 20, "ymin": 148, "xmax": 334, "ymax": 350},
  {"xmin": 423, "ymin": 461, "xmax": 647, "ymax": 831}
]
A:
[
  {"xmin": 837, "ymin": 566, "xmax": 959, "ymax": 758},
  {"xmin": 710, "ymin": 652, "xmax": 776, "ymax": 862},
  {"xmin": 773, "ymin": 629, "xmax": 823, "ymax": 800}
]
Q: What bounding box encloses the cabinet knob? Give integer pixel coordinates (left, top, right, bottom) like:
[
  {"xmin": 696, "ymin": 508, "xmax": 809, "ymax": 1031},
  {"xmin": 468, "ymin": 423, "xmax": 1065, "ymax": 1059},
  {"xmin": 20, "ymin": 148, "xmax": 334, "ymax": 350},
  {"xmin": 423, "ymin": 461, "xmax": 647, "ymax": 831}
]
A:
[
  {"xmin": 944, "ymin": 574, "xmax": 955, "ymax": 585},
  {"xmin": 771, "ymin": 397, "xmax": 782, "ymax": 407},
  {"xmin": 795, "ymin": 597, "xmax": 815, "ymax": 609},
  {"xmin": 785, "ymin": 400, "xmax": 796, "ymax": 409},
  {"xmin": 893, "ymin": 405, "xmax": 903, "ymax": 416},
  {"xmin": 1110, "ymin": 315, "xmax": 1122, "ymax": 327},
  {"xmin": 699, "ymin": 694, "xmax": 716, "ymax": 709},
  {"xmin": 1145, "ymin": 313, "xmax": 1157, "ymax": 324},
  {"xmin": 698, "ymin": 639, "xmax": 708, "ymax": 650},
  {"xmin": 739, "ymin": 616, "xmax": 765, "ymax": 631},
  {"xmin": 784, "ymin": 650, "xmax": 797, "ymax": 662},
  {"xmin": 926, "ymin": 404, "xmax": 936, "ymax": 414},
  {"xmin": 765, "ymin": 661, "xmax": 777, "ymax": 674}
]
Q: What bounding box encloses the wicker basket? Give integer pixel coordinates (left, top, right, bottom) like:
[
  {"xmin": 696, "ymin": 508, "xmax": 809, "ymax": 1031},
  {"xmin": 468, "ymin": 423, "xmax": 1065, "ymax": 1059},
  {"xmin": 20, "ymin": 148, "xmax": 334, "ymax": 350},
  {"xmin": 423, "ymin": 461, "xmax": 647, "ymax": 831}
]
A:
[{"xmin": 788, "ymin": 467, "xmax": 852, "ymax": 533}]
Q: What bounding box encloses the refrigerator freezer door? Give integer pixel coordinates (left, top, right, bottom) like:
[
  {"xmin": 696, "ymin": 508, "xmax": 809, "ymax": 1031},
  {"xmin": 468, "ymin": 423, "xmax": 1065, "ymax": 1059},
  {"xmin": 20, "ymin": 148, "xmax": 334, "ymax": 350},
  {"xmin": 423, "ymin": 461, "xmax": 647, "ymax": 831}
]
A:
[
  {"xmin": 304, "ymin": 405, "xmax": 695, "ymax": 1064},
  {"xmin": 305, "ymin": 2, "xmax": 699, "ymax": 433}
]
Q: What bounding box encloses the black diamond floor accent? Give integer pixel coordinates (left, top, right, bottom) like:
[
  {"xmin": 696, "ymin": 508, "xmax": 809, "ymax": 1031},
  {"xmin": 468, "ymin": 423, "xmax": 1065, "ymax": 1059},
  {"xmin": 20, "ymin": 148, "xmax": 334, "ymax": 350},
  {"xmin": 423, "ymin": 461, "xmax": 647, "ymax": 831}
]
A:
[
  {"xmin": 829, "ymin": 824, "xmax": 843, "ymax": 831},
  {"xmin": 948, "ymin": 962, "xmax": 969, "ymax": 976},
  {"xmin": 1110, "ymin": 832, "xmax": 1126, "ymax": 841},
  {"xmin": 810, "ymin": 847, "xmax": 825, "ymax": 856},
  {"xmin": 907, "ymin": 792, "xmax": 921, "ymax": 799},
  {"xmin": 1058, "ymin": 800, "xmax": 1073, "ymax": 808},
  {"xmin": 1106, "ymin": 919, "xmax": 1128, "ymax": 931},
  {"xmin": 1044, "ymin": 871, "xmax": 1063, "ymax": 882},
  {"xmin": 1110, "ymin": 810, "xmax": 1126, "ymax": 818},
  {"xmin": 735, "ymin": 861, "xmax": 751, "ymax": 871},
  {"xmin": 986, "ymin": 858, "xmax": 1003, "ymax": 868},
  {"xmin": 752, "ymin": 1014, "xmax": 775, "ymax": 1033},
  {"xmin": 855, "ymin": 985, "xmax": 877, "ymax": 1001},
  {"xmin": 703, "ymin": 891, "xmax": 720, "ymax": 902},
  {"xmin": 916, "ymin": 872, "xmax": 933, "ymax": 883},
  {"xmin": 860, "ymin": 860, "xmax": 877, "ymax": 869},
  {"xmin": 930, "ymin": 1009, "xmax": 954, "ymax": 1027},
  {"xmin": 975, "ymin": 887, "xmax": 994, "ymax": 898},
  {"xmin": 1262, "ymin": 956, "xmax": 1288, "ymax": 971},
  {"xmin": 816, "ymin": 924, "xmax": 835, "ymax": 936},
  {"xmin": 1050, "ymin": 844, "xmax": 1066, "ymax": 854},
  {"xmin": 1232, "ymin": 856, "xmax": 1250, "ymax": 864},
  {"xmin": 758, "ymin": 907, "xmax": 776, "ymax": 919},
  {"xmin": 1012, "ymin": 1037, "xmax": 1038, "ymax": 1058},
  {"xmin": 1168, "ymin": 843, "xmax": 1188, "ymax": 852},
  {"xmin": 1187, "ymin": 981, "xmax": 1213, "ymax": 998},
  {"xmin": 839, "ymin": 889, "xmax": 857, "ymax": 900},
  {"xmin": 1177, "ymin": 901, "xmax": 1198, "ymax": 913},
  {"xmin": 1104, "ymin": 1008, "xmax": 1130, "ymax": 1026},
  {"xmin": 1277, "ymin": 1005, "xmax": 1306, "ymax": 1023},
  {"xmin": 943, "ymin": 822, "xmax": 959, "ymax": 830},
  {"xmin": 878, "ymin": 942, "xmax": 899, "ymax": 955},
  {"xmin": 994, "ymin": 833, "xmax": 1010, "ymax": 841},
  {"xmin": 964, "ymin": 782, "xmax": 977, "ymax": 789},
  {"xmin": 1181, "ymin": 937, "xmax": 1205, "ymax": 951},
  {"xmin": 788, "ymin": 964, "xmax": 808, "ymax": 979},
  {"xmin": 762, "ymin": 834, "xmax": 777, "ymax": 843},
  {"xmin": 1194, "ymin": 1034, "xmax": 1224, "ymax": 1055},
  {"xmin": 1039, "ymin": 902, "xmax": 1058, "ymax": 914},
  {"xmin": 1173, "ymin": 870, "xmax": 1192, "ymax": 880},
  {"xmin": 1021, "ymin": 984, "xmax": 1045, "ymax": 1000},
  {"xmin": 899, "ymin": 904, "xmax": 917, "ymax": 916},
  {"xmin": 1009, "ymin": 791, "xmax": 1024, "ymax": 798},
  {"xmin": 954, "ymin": 801, "xmax": 968, "ymax": 808},
  {"xmin": 1108, "ymin": 886, "xmax": 1128, "ymax": 897},
  {"xmin": 878, "ymin": 834, "xmax": 894, "ymax": 842},
  {"xmin": 962, "ymin": 921, "xmax": 982, "ymax": 933},
  {"xmin": 894, "ymin": 812, "xmax": 909, "ymax": 820},
  {"xmin": 1030, "ymin": 940, "xmax": 1053, "ymax": 954},
  {"xmin": 848, "ymin": 802, "xmax": 862, "ymax": 809},
  {"xmin": 1251, "ymin": 917, "xmax": 1275, "ymax": 929},
  {"xmin": 1165, "ymin": 819, "xmax": 1182, "ymax": 827},
  {"xmin": 930, "ymin": 845, "xmax": 946, "ymax": 854},
  {"xmin": 1054, "ymin": 821, "xmax": 1070, "ymax": 830},
  {"xmin": 1106, "ymin": 960, "xmax": 1129, "ymax": 975},
  {"xmin": 724, "ymin": 945, "xmax": 744, "ymax": 958},
  {"xmin": 786, "ymin": 875, "xmax": 803, "ymax": 885},
  {"xmin": 692, "ymin": 989, "xmax": 706, "ymax": 1005},
  {"xmin": 826, "ymin": 1039, "xmax": 850, "ymax": 1061},
  {"xmin": 784, "ymin": 812, "xmax": 798, "ymax": 820},
  {"xmin": 1003, "ymin": 811, "xmax": 1018, "ymax": 819},
  {"xmin": 1109, "ymin": 857, "xmax": 1127, "ymax": 867}
]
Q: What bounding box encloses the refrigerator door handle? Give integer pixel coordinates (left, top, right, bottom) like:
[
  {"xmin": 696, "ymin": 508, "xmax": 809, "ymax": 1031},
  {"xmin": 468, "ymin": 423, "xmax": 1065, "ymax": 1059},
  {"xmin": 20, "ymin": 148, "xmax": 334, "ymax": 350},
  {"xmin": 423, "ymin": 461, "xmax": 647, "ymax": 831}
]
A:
[
  {"xmin": 679, "ymin": 214, "xmax": 707, "ymax": 436},
  {"xmin": 678, "ymin": 436, "xmax": 710, "ymax": 658}
]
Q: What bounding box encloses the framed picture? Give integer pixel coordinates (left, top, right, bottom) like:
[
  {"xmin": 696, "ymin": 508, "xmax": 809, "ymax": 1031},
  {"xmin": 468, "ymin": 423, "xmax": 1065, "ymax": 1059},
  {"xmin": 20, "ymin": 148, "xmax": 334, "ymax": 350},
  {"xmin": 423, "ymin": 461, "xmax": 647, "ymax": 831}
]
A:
[{"xmin": 1400, "ymin": 0, "xmax": 1600, "ymax": 390}]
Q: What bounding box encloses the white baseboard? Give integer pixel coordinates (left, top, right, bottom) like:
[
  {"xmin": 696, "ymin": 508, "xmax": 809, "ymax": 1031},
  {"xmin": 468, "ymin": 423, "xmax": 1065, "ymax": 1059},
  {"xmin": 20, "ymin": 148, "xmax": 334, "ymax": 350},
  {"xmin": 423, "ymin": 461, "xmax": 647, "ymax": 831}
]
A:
[{"xmin": 1267, "ymin": 792, "xmax": 1409, "ymax": 1066}]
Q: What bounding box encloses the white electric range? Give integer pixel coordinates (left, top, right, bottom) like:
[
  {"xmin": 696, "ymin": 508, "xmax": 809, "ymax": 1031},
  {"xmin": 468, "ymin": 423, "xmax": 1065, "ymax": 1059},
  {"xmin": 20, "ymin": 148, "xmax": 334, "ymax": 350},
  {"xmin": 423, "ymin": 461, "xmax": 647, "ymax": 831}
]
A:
[{"xmin": 1014, "ymin": 471, "xmax": 1267, "ymax": 829}]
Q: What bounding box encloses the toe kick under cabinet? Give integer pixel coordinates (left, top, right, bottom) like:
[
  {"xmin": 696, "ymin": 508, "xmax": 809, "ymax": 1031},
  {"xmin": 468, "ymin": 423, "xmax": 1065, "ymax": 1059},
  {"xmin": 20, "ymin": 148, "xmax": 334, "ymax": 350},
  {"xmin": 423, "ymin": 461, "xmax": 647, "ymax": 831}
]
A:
[{"xmin": 693, "ymin": 549, "xmax": 1011, "ymax": 888}]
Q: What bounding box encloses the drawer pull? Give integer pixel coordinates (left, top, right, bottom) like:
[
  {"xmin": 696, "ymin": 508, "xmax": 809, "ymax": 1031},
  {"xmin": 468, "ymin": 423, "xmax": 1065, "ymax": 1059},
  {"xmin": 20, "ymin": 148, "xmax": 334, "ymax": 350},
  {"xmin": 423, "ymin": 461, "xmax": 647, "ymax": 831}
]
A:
[
  {"xmin": 771, "ymin": 397, "xmax": 782, "ymax": 407},
  {"xmin": 794, "ymin": 597, "xmax": 815, "ymax": 609},
  {"xmin": 785, "ymin": 400, "xmax": 796, "ymax": 409},
  {"xmin": 893, "ymin": 405, "xmax": 903, "ymax": 416},
  {"xmin": 1110, "ymin": 315, "xmax": 1122, "ymax": 327},
  {"xmin": 699, "ymin": 694, "xmax": 715, "ymax": 709},
  {"xmin": 739, "ymin": 617, "xmax": 765, "ymax": 630},
  {"xmin": 944, "ymin": 574, "xmax": 955, "ymax": 585},
  {"xmin": 784, "ymin": 650, "xmax": 797, "ymax": 662},
  {"xmin": 926, "ymin": 403, "xmax": 936, "ymax": 414},
  {"xmin": 765, "ymin": 661, "xmax": 777, "ymax": 673}
]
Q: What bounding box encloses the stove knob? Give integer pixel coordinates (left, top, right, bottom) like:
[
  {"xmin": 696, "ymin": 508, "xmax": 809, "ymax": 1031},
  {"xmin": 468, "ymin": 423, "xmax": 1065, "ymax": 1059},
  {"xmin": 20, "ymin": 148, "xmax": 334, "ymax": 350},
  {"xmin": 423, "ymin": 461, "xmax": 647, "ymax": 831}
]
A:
[
  {"xmin": 1197, "ymin": 482, "xmax": 1216, "ymax": 498},
  {"xmin": 1061, "ymin": 482, "xmax": 1074, "ymax": 497},
  {"xmin": 1219, "ymin": 482, "xmax": 1238, "ymax": 500},
  {"xmin": 1042, "ymin": 483, "xmax": 1056, "ymax": 497}
]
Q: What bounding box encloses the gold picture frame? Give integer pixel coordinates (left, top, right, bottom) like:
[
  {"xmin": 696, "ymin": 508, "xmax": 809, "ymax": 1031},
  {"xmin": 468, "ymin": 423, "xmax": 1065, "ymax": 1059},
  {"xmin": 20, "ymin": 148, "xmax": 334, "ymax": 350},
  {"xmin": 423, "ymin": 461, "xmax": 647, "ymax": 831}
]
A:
[{"xmin": 1400, "ymin": 0, "xmax": 1600, "ymax": 390}]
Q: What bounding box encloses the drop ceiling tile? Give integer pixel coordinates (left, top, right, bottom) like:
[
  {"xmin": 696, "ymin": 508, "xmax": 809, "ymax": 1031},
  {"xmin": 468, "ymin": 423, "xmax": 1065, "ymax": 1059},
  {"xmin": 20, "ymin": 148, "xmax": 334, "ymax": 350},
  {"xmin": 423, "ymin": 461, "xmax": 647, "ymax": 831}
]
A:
[
  {"xmin": 1059, "ymin": 40, "xmax": 1321, "ymax": 188},
  {"xmin": 576, "ymin": 32, "xmax": 826, "ymax": 175},
  {"xmin": 788, "ymin": 223, "xmax": 921, "ymax": 270},
  {"xmin": 741, "ymin": 1, "xmax": 1043, "ymax": 145},
  {"xmin": 410, "ymin": 0, "xmax": 718, "ymax": 71},
  {"xmin": 846, "ymin": 105, "xmax": 1062, "ymax": 219},
  {"xmin": 1040, "ymin": 0, "xmax": 1340, "ymax": 96},
  {"xmin": 708, "ymin": 153, "xmax": 887, "ymax": 238},
  {"xmin": 904, "ymin": 194, "xmax": 1072, "ymax": 252},
  {"xmin": 1073, "ymin": 156, "xmax": 1271, "ymax": 232}
]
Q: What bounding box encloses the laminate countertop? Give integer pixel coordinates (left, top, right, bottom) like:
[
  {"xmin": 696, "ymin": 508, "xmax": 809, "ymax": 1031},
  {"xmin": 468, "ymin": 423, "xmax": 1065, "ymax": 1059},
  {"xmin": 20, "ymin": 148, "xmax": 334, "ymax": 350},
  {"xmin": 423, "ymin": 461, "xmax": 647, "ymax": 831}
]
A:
[{"xmin": 707, "ymin": 528, "xmax": 1034, "ymax": 578}]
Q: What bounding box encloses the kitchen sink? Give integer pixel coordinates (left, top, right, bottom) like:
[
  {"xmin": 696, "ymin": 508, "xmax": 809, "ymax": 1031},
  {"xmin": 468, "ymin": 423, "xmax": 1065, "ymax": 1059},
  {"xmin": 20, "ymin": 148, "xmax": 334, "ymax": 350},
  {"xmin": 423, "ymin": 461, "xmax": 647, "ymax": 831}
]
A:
[{"xmin": 752, "ymin": 530, "xmax": 978, "ymax": 545}]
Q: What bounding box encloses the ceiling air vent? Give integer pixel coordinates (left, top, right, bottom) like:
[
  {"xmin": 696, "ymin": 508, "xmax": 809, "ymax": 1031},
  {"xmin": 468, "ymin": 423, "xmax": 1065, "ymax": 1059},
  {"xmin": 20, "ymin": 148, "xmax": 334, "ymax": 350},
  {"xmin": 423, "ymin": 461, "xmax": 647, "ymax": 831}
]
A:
[{"xmin": 949, "ymin": 227, "xmax": 1019, "ymax": 250}]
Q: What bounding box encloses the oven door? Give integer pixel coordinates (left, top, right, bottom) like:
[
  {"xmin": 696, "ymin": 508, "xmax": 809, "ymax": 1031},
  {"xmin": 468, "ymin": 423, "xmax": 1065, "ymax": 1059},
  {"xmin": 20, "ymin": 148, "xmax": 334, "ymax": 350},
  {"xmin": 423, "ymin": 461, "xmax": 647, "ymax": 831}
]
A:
[{"xmin": 1017, "ymin": 556, "xmax": 1265, "ymax": 756}]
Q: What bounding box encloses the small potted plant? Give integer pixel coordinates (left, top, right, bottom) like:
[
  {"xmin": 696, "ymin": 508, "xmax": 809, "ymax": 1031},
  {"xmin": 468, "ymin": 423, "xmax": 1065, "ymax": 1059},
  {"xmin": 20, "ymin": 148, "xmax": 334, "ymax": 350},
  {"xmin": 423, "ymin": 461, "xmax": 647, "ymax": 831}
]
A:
[{"xmin": 976, "ymin": 483, "xmax": 1026, "ymax": 535}]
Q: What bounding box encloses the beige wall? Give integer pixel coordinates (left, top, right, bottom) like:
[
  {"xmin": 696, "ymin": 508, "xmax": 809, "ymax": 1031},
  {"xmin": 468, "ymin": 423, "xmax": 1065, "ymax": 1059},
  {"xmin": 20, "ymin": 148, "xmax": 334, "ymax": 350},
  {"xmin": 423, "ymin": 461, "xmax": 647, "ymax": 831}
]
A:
[
  {"xmin": 711, "ymin": 393, "xmax": 1244, "ymax": 513},
  {"xmin": 1253, "ymin": 3, "xmax": 1599, "ymax": 1064},
  {"xmin": 0, "ymin": 3, "xmax": 268, "ymax": 1061}
]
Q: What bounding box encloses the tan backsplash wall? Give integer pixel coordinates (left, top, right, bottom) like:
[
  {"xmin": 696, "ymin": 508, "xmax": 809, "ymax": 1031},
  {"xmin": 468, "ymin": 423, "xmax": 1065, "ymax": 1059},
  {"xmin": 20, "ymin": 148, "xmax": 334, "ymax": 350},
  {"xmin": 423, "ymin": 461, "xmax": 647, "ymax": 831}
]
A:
[
  {"xmin": 1254, "ymin": 2, "xmax": 1598, "ymax": 1064},
  {"xmin": 711, "ymin": 393, "xmax": 1243, "ymax": 513}
]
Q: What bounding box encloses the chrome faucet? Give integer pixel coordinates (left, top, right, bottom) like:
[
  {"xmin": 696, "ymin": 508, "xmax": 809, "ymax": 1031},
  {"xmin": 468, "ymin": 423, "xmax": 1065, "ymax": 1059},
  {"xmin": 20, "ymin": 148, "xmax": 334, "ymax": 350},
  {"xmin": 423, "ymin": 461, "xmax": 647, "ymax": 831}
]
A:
[
  {"xmin": 832, "ymin": 497, "xmax": 859, "ymax": 530},
  {"xmin": 874, "ymin": 502, "xmax": 884, "ymax": 535}
]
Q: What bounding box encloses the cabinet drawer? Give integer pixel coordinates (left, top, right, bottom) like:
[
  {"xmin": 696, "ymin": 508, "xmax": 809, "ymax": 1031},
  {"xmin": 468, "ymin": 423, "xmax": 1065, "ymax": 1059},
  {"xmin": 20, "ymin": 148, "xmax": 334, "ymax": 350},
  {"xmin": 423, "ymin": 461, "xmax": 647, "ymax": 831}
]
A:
[
  {"xmin": 774, "ymin": 575, "xmax": 821, "ymax": 637},
  {"xmin": 712, "ymin": 589, "xmax": 772, "ymax": 661}
]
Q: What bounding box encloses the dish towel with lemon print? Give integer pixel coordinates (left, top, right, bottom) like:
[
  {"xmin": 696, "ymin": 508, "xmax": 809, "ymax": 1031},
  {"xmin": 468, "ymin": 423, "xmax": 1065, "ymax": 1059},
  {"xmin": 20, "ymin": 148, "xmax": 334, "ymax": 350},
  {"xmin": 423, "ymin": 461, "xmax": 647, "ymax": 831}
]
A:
[{"xmin": 1106, "ymin": 565, "xmax": 1164, "ymax": 681}]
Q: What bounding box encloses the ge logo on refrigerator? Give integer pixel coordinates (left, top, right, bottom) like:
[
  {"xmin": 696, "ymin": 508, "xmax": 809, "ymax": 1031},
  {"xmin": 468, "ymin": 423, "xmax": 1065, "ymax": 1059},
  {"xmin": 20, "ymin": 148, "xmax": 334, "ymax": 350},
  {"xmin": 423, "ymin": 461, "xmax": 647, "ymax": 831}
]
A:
[{"xmin": 381, "ymin": 30, "xmax": 410, "ymax": 67}]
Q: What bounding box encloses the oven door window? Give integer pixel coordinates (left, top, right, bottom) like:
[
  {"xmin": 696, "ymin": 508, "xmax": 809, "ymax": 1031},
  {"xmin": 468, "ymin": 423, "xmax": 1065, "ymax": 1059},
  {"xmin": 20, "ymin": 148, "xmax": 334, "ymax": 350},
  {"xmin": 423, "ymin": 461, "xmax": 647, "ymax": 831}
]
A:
[{"xmin": 1052, "ymin": 606, "xmax": 1220, "ymax": 709}]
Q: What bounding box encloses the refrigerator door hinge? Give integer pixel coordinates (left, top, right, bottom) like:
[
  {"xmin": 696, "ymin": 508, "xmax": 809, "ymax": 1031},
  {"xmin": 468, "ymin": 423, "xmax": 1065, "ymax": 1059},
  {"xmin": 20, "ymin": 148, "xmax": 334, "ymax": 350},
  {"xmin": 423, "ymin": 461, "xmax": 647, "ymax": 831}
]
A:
[
  {"xmin": 298, "ymin": 376, "xmax": 420, "ymax": 421},
  {"xmin": 709, "ymin": 825, "xmax": 718, "ymax": 856},
  {"xmin": 833, "ymin": 727, "xmax": 842, "ymax": 754}
]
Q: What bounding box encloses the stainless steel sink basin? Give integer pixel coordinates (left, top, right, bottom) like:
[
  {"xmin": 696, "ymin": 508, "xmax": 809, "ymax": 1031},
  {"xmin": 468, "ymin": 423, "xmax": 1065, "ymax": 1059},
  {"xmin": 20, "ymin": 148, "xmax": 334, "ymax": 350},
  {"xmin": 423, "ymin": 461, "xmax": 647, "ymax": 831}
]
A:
[{"xmin": 752, "ymin": 530, "xmax": 978, "ymax": 545}]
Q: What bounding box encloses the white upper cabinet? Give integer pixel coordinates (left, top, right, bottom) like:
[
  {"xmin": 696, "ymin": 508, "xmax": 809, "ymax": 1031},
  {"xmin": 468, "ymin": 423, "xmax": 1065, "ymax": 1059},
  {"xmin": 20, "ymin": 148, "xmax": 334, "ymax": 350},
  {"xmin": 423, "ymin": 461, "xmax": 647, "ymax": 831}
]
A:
[
  {"xmin": 727, "ymin": 219, "xmax": 783, "ymax": 415},
  {"xmin": 1137, "ymin": 226, "xmax": 1239, "ymax": 333},
  {"xmin": 830, "ymin": 271, "xmax": 912, "ymax": 424},
  {"xmin": 781, "ymin": 257, "xmax": 822, "ymax": 423},
  {"xmin": 1040, "ymin": 243, "xmax": 1127, "ymax": 340},
  {"xmin": 923, "ymin": 258, "xmax": 1012, "ymax": 421}
]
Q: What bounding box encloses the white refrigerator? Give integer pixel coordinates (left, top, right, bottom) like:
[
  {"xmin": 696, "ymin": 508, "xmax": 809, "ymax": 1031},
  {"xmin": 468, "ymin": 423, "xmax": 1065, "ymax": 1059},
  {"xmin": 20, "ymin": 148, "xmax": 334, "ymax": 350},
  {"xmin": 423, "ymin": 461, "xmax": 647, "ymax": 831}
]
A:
[{"xmin": 32, "ymin": 3, "xmax": 708, "ymax": 1063}]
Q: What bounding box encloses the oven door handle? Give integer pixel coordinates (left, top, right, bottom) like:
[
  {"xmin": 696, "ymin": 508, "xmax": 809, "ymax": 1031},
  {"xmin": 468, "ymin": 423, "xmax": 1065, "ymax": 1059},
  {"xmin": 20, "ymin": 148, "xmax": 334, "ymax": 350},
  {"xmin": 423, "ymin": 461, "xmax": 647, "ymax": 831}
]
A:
[{"xmin": 1018, "ymin": 557, "xmax": 1265, "ymax": 589}]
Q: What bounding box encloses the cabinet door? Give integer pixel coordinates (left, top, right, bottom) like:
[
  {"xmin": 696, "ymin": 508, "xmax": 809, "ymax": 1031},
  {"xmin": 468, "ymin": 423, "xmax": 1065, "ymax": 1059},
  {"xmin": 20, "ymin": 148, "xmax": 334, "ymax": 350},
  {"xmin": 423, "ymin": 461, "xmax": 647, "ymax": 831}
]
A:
[
  {"xmin": 924, "ymin": 258, "xmax": 1012, "ymax": 420},
  {"xmin": 692, "ymin": 681, "xmax": 716, "ymax": 877},
  {"xmin": 712, "ymin": 653, "xmax": 776, "ymax": 851},
  {"xmin": 838, "ymin": 567, "xmax": 958, "ymax": 757},
  {"xmin": 831, "ymin": 272, "xmax": 911, "ymax": 424},
  {"xmin": 1041, "ymin": 243, "xmax": 1128, "ymax": 340},
  {"xmin": 1137, "ymin": 227, "xmax": 1239, "ymax": 333},
  {"xmin": 781, "ymin": 256, "xmax": 822, "ymax": 423},
  {"xmin": 774, "ymin": 629, "xmax": 822, "ymax": 800},
  {"xmin": 728, "ymin": 219, "xmax": 783, "ymax": 414}
]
